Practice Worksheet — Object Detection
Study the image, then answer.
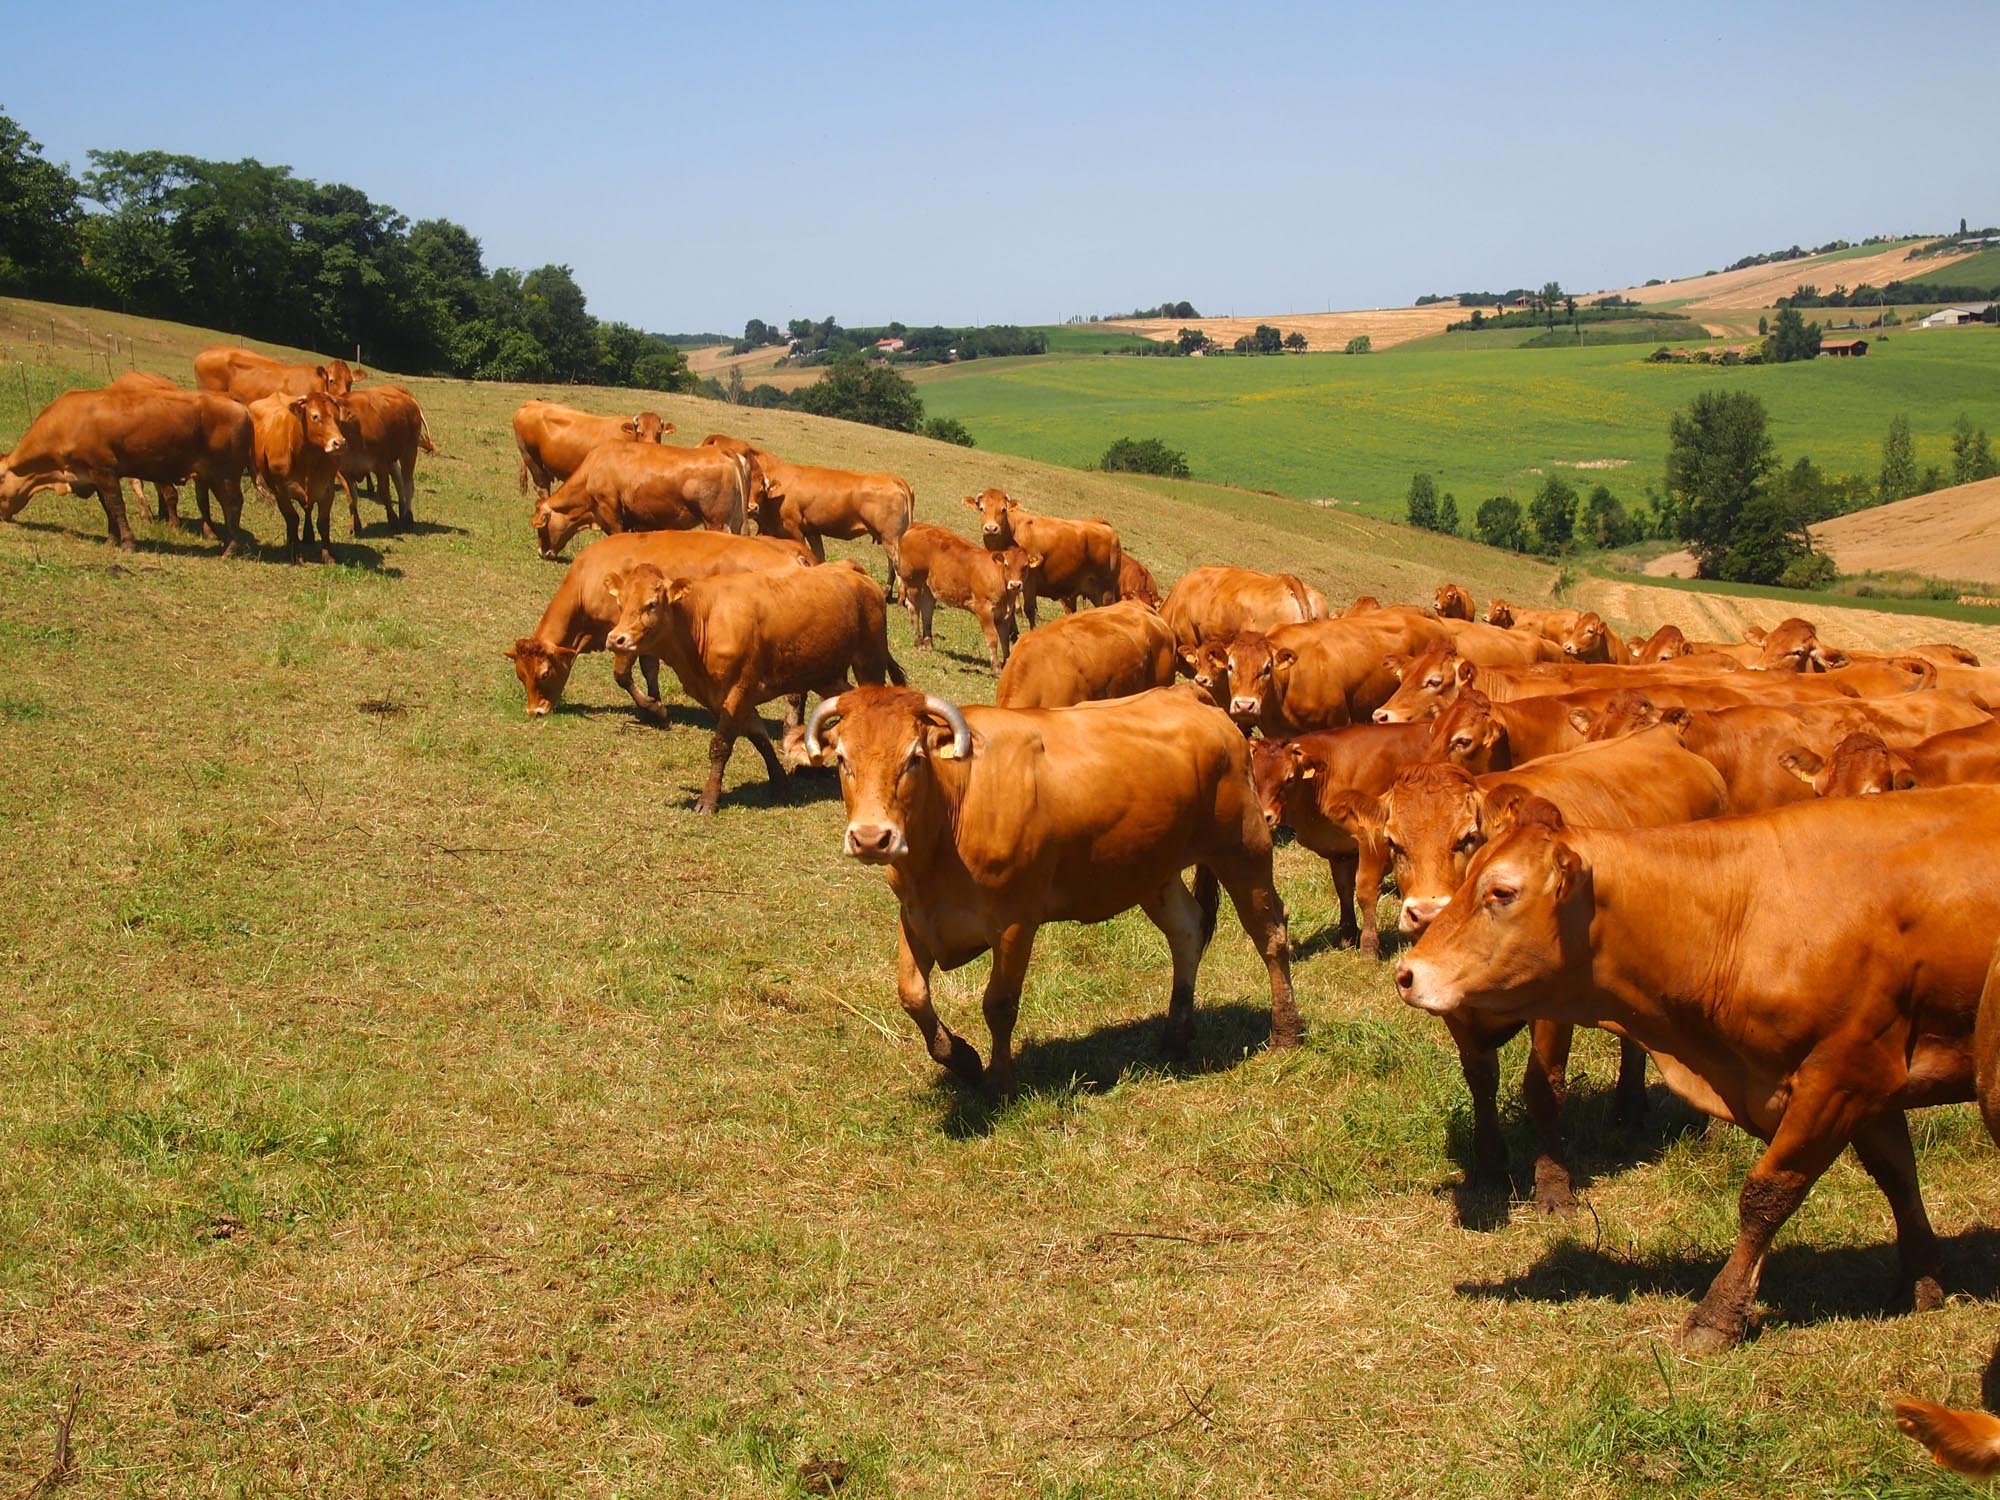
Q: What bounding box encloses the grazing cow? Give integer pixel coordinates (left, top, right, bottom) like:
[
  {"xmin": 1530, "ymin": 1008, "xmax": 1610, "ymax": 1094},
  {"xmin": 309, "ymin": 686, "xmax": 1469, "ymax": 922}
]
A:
[
  {"xmin": 1118, "ymin": 551, "xmax": 1163, "ymax": 609},
  {"xmin": 105, "ymin": 372, "xmax": 194, "ymax": 520},
  {"xmin": 514, "ymin": 400, "xmax": 672, "ymax": 499},
  {"xmin": 194, "ymin": 346, "xmax": 364, "ymax": 404},
  {"xmin": 1484, "ymin": 600, "xmax": 1582, "ymax": 641},
  {"xmin": 1753, "ymin": 616, "xmax": 1980, "ymax": 673},
  {"xmin": 1784, "ymin": 718, "xmax": 2000, "ymax": 797},
  {"xmin": 0, "ymin": 384, "xmax": 251, "ymax": 554},
  {"xmin": 333, "ymin": 385, "xmax": 435, "ymax": 532},
  {"xmin": 248, "ymin": 390, "xmax": 350, "ymax": 563},
  {"xmin": 1249, "ymin": 724, "xmax": 1431, "ymax": 958},
  {"xmin": 1628, "ymin": 623, "xmax": 1695, "ymax": 664},
  {"xmin": 602, "ymin": 560, "xmax": 903, "ymax": 813},
  {"xmin": 1396, "ymin": 787, "xmax": 2000, "ymax": 1350},
  {"xmin": 996, "ymin": 600, "xmax": 1177, "ymax": 708},
  {"xmin": 506, "ymin": 530, "xmax": 812, "ymax": 717},
  {"xmin": 1434, "ymin": 583, "xmax": 1474, "ymax": 620},
  {"xmin": 1557, "ymin": 611, "xmax": 1627, "ymax": 664},
  {"xmin": 1162, "ymin": 564, "xmax": 1326, "ymax": 656},
  {"xmin": 1223, "ymin": 613, "xmax": 1452, "ymax": 735},
  {"xmin": 701, "ymin": 437, "xmax": 915, "ymax": 597},
  {"xmin": 895, "ymin": 522, "xmax": 1036, "ymax": 672},
  {"xmin": 533, "ymin": 442, "xmax": 748, "ymax": 558},
  {"xmin": 963, "ymin": 489, "xmax": 1121, "ymax": 625},
  {"xmin": 803, "ymin": 684, "xmax": 1299, "ymax": 1099},
  {"xmin": 1339, "ymin": 735, "xmax": 1724, "ymax": 1211}
]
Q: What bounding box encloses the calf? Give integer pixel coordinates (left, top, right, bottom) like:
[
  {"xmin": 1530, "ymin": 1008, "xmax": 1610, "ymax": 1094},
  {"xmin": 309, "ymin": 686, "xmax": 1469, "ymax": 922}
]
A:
[
  {"xmin": 1397, "ymin": 787, "xmax": 2000, "ymax": 1349},
  {"xmin": 1118, "ymin": 551, "xmax": 1164, "ymax": 609},
  {"xmin": 506, "ymin": 530, "xmax": 812, "ymax": 717},
  {"xmin": 1753, "ymin": 615, "xmax": 1979, "ymax": 673},
  {"xmin": 1, "ymin": 384, "xmax": 251, "ymax": 554},
  {"xmin": 895, "ymin": 522, "xmax": 1035, "ymax": 671},
  {"xmin": 248, "ymin": 390, "xmax": 350, "ymax": 563},
  {"xmin": 603, "ymin": 560, "xmax": 903, "ymax": 813},
  {"xmin": 515, "ymin": 400, "xmax": 671, "ymax": 499},
  {"xmin": 996, "ymin": 599, "xmax": 1177, "ymax": 708},
  {"xmin": 335, "ymin": 385, "xmax": 436, "ymax": 531},
  {"xmin": 805, "ymin": 684, "xmax": 1298, "ymax": 1099},
  {"xmin": 1341, "ymin": 732, "xmax": 1727, "ymax": 1212},
  {"xmin": 1249, "ymin": 724, "xmax": 1430, "ymax": 958},
  {"xmin": 964, "ymin": 489, "xmax": 1121, "ymax": 625},
  {"xmin": 533, "ymin": 441, "xmax": 748, "ymax": 557},
  {"xmin": 1434, "ymin": 582, "xmax": 1474, "ymax": 620}
]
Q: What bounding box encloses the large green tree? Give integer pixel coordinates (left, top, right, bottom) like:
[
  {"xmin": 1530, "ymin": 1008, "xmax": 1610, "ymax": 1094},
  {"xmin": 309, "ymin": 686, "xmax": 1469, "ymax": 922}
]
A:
[
  {"xmin": 794, "ymin": 355, "xmax": 925, "ymax": 432},
  {"xmin": 1878, "ymin": 413, "xmax": 1917, "ymax": 503},
  {"xmin": 1765, "ymin": 306, "xmax": 1822, "ymax": 363},
  {"xmin": 1951, "ymin": 413, "xmax": 1998, "ymax": 485},
  {"xmin": 1527, "ymin": 474, "xmax": 1578, "ymax": 553},
  {"xmin": 0, "ymin": 109, "xmax": 85, "ymax": 294},
  {"xmin": 1664, "ymin": 390, "xmax": 1777, "ymax": 577},
  {"xmin": 1475, "ymin": 495, "xmax": 1530, "ymax": 552}
]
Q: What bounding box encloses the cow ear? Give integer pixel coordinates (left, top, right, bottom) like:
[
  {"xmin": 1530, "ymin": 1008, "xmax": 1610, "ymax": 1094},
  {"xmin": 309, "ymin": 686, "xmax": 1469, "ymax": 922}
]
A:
[
  {"xmin": 502, "ymin": 645, "xmax": 520, "ymax": 661},
  {"xmin": 602, "ymin": 571, "xmax": 622, "ymax": 601},
  {"xmin": 1816, "ymin": 648, "xmax": 1852, "ymax": 670},
  {"xmin": 552, "ymin": 645, "xmax": 579, "ymax": 662},
  {"xmin": 1660, "ymin": 707, "xmax": 1692, "ymax": 737},
  {"xmin": 1003, "ymin": 495, "xmax": 1019, "ymax": 509},
  {"xmin": 961, "ymin": 494, "xmax": 977, "ymax": 509},
  {"xmin": 667, "ymin": 579, "xmax": 692, "ymax": 604},
  {"xmin": 1027, "ymin": 552, "xmax": 1044, "ymax": 568},
  {"xmin": 1777, "ymin": 747, "xmax": 1823, "ymax": 784},
  {"xmin": 313, "ymin": 364, "xmax": 329, "ymax": 383},
  {"xmin": 660, "ymin": 421, "xmax": 676, "ymax": 434},
  {"xmin": 1892, "ymin": 767, "xmax": 1917, "ymax": 791},
  {"xmin": 1551, "ymin": 839, "xmax": 1585, "ymax": 899},
  {"xmin": 1274, "ymin": 648, "xmax": 1297, "ymax": 671},
  {"xmin": 352, "ymin": 368, "xmax": 368, "ymax": 380},
  {"xmin": 1567, "ymin": 706, "xmax": 1596, "ymax": 735},
  {"xmin": 1455, "ymin": 658, "xmax": 1477, "ymax": 684}
]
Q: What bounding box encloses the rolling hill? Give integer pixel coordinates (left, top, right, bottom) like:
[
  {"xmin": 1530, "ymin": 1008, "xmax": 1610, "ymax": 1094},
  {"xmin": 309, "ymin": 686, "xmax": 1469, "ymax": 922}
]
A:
[{"xmin": 1812, "ymin": 474, "xmax": 2000, "ymax": 589}]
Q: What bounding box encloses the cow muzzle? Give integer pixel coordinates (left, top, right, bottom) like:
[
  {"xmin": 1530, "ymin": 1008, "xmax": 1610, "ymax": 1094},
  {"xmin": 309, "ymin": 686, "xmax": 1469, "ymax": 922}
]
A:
[
  {"xmin": 1398, "ymin": 896, "xmax": 1450, "ymax": 935},
  {"xmin": 981, "ymin": 522, "xmax": 1001, "ymax": 536},
  {"xmin": 1372, "ymin": 707, "xmax": 1402, "ymax": 724},
  {"xmin": 1228, "ymin": 695, "xmax": 1261, "ymax": 720},
  {"xmin": 1394, "ymin": 956, "xmax": 1455, "ymax": 1015},
  {"xmin": 844, "ymin": 822, "xmax": 907, "ymax": 862},
  {"xmin": 606, "ymin": 629, "xmax": 635, "ymax": 652}
]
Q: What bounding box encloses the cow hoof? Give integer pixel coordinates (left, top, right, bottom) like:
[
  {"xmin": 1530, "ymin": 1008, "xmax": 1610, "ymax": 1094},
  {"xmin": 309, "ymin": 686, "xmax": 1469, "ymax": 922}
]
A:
[
  {"xmin": 691, "ymin": 799, "xmax": 719, "ymax": 816},
  {"xmin": 1911, "ymin": 1275, "xmax": 1946, "ymax": 1313},
  {"xmin": 1533, "ymin": 1183, "xmax": 1578, "ymax": 1217},
  {"xmin": 1677, "ymin": 1313, "xmax": 1743, "ymax": 1356},
  {"xmin": 1360, "ymin": 935, "xmax": 1382, "ymax": 961},
  {"xmin": 218, "ymin": 541, "xmax": 237, "ymax": 559},
  {"xmin": 1268, "ymin": 1023, "xmax": 1303, "ymax": 1051}
]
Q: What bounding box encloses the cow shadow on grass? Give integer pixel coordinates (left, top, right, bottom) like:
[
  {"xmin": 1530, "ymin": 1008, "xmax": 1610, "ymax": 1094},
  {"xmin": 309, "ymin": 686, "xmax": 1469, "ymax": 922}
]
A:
[
  {"xmin": 7, "ymin": 517, "xmax": 396, "ymax": 573},
  {"xmin": 700, "ymin": 768, "xmax": 844, "ymax": 815},
  {"xmin": 1440, "ymin": 1080, "xmax": 1712, "ymax": 1233},
  {"xmin": 1453, "ymin": 1224, "xmax": 2000, "ymax": 1334},
  {"xmin": 938, "ymin": 999, "xmax": 1277, "ymax": 1139},
  {"xmin": 349, "ymin": 517, "xmax": 468, "ymax": 540}
]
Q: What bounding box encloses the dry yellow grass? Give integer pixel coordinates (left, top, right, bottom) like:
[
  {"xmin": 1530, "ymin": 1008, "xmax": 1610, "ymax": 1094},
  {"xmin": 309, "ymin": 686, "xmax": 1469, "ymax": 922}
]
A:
[
  {"xmin": 684, "ymin": 342, "xmax": 825, "ymax": 391},
  {"xmin": 1579, "ymin": 574, "xmax": 2000, "ymax": 658},
  {"xmin": 1103, "ymin": 305, "xmax": 1469, "ymax": 353},
  {"xmin": 1601, "ymin": 242, "xmax": 1971, "ymax": 312},
  {"xmin": 1810, "ymin": 477, "xmax": 2000, "ymax": 589}
]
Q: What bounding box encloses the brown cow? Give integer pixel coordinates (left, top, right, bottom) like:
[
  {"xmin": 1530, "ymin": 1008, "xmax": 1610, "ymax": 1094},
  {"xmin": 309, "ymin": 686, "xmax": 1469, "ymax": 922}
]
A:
[
  {"xmin": 1339, "ymin": 734, "xmax": 1727, "ymax": 1212},
  {"xmin": 963, "ymin": 489, "xmax": 1121, "ymax": 625},
  {"xmin": 514, "ymin": 400, "xmax": 672, "ymax": 499},
  {"xmin": 895, "ymin": 523, "xmax": 1036, "ymax": 672},
  {"xmin": 1396, "ymin": 787, "xmax": 2000, "ymax": 1349},
  {"xmin": 194, "ymin": 346, "xmax": 365, "ymax": 404},
  {"xmin": 996, "ymin": 600, "xmax": 1177, "ymax": 708},
  {"xmin": 1628, "ymin": 623, "xmax": 1695, "ymax": 664},
  {"xmin": 1897, "ymin": 1399, "xmax": 2000, "ymax": 1479},
  {"xmin": 702, "ymin": 437, "xmax": 915, "ymax": 598},
  {"xmin": 1342, "ymin": 596, "xmax": 1383, "ymax": 616},
  {"xmin": 1224, "ymin": 614, "xmax": 1452, "ymax": 735},
  {"xmin": 1483, "ymin": 600, "xmax": 1582, "ymax": 641},
  {"xmin": 1250, "ymin": 724, "xmax": 1431, "ymax": 958},
  {"xmin": 533, "ymin": 442, "xmax": 748, "ymax": 558},
  {"xmin": 1784, "ymin": 718, "xmax": 2000, "ymax": 797},
  {"xmin": 332, "ymin": 385, "xmax": 436, "ymax": 532},
  {"xmin": 505, "ymin": 530, "xmax": 812, "ymax": 717},
  {"xmin": 1434, "ymin": 583, "xmax": 1474, "ymax": 620},
  {"xmin": 1118, "ymin": 551, "xmax": 1163, "ymax": 609},
  {"xmin": 803, "ymin": 684, "xmax": 1299, "ymax": 1100},
  {"xmin": 1557, "ymin": 611, "xmax": 1626, "ymax": 664},
  {"xmin": 248, "ymin": 390, "xmax": 350, "ymax": 563},
  {"xmin": 1161, "ymin": 564, "xmax": 1326, "ymax": 656},
  {"xmin": 602, "ymin": 560, "xmax": 904, "ymax": 813},
  {"xmin": 0, "ymin": 384, "xmax": 251, "ymax": 554},
  {"xmin": 1753, "ymin": 616, "xmax": 1980, "ymax": 673}
]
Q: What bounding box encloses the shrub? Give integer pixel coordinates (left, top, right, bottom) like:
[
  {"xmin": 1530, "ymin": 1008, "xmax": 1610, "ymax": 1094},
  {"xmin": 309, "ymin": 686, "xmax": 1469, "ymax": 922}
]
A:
[
  {"xmin": 1779, "ymin": 552, "xmax": 1838, "ymax": 590},
  {"xmin": 918, "ymin": 416, "xmax": 974, "ymax": 447},
  {"xmin": 1405, "ymin": 473, "xmax": 1439, "ymax": 531},
  {"xmin": 1528, "ymin": 475, "xmax": 1578, "ymax": 554},
  {"xmin": 1475, "ymin": 495, "xmax": 1529, "ymax": 552},
  {"xmin": 1345, "ymin": 335, "xmax": 1372, "ymax": 355},
  {"xmin": 1099, "ymin": 437, "xmax": 1189, "ymax": 479}
]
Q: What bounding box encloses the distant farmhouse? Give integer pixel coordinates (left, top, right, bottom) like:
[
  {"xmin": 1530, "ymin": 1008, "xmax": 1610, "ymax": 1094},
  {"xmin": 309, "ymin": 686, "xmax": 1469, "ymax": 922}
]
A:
[{"xmin": 1916, "ymin": 303, "xmax": 1994, "ymax": 329}]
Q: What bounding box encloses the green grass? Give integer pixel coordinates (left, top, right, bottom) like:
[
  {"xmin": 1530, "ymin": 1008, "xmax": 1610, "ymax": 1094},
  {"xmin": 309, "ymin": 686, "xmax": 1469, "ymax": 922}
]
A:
[
  {"xmin": 920, "ymin": 333, "xmax": 2000, "ymax": 518},
  {"xmin": 1033, "ymin": 324, "xmax": 1164, "ymax": 355},
  {"xmin": 1906, "ymin": 249, "xmax": 2000, "ymax": 291},
  {"xmin": 3, "ymin": 297, "xmax": 1995, "ymax": 1497}
]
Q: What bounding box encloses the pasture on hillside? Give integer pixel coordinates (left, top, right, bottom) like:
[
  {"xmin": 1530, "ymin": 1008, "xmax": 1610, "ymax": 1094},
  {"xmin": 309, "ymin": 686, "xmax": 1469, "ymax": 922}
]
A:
[
  {"xmin": 918, "ymin": 330, "xmax": 2000, "ymax": 519},
  {"xmin": 3, "ymin": 309, "xmax": 1998, "ymax": 1497}
]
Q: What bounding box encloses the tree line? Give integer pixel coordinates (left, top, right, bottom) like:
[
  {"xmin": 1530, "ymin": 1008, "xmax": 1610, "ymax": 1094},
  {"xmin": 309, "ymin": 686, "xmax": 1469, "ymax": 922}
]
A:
[{"xmin": 0, "ymin": 107, "xmax": 696, "ymax": 391}]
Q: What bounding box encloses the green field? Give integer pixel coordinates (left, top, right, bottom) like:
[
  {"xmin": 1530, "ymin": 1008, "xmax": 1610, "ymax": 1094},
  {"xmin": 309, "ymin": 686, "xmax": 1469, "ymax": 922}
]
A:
[
  {"xmin": 1908, "ymin": 248, "xmax": 2000, "ymax": 290},
  {"xmin": 7, "ymin": 300, "xmax": 2000, "ymax": 1497},
  {"xmin": 921, "ymin": 333, "xmax": 2000, "ymax": 517},
  {"xmin": 1033, "ymin": 324, "xmax": 1163, "ymax": 355}
]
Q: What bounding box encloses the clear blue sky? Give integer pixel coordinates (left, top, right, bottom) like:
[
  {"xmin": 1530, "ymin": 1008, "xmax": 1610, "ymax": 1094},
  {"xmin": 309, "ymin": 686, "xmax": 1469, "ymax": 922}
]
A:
[{"xmin": 10, "ymin": 1, "xmax": 1996, "ymax": 335}]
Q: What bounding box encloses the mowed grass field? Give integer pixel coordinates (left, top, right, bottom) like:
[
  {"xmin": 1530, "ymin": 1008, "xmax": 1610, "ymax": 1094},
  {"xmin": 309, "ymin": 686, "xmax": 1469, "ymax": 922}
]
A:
[
  {"xmin": 919, "ymin": 329, "xmax": 2000, "ymax": 518},
  {"xmin": 4, "ymin": 303, "xmax": 1999, "ymax": 1497}
]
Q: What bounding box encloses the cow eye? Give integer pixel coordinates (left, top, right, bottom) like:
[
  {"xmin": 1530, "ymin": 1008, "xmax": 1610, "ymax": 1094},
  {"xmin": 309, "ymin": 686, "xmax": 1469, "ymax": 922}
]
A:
[
  {"xmin": 1384, "ymin": 838, "xmax": 1403, "ymax": 857},
  {"xmin": 1485, "ymin": 885, "xmax": 1516, "ymax": 907},
  {"xmin": 1455, "ymin": 832, "xmax": 1480, "ymax": 852},
  {"xmin": 1451, "ymin": 736, "xmax": 1471, "ymax": 751}
]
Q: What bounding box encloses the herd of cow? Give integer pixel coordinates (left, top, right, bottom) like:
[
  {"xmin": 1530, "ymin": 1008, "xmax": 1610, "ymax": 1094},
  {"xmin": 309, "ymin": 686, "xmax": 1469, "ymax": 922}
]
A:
[{"xmin": 8, "ymin": 360, "xmax": 2000, "ymax": 1472}]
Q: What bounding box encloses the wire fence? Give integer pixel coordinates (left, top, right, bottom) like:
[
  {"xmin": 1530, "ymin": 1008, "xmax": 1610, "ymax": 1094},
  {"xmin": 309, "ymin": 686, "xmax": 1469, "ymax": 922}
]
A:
[{"xmin": 2, "ymin": 326, "xmax": 143, "ymax": 434}]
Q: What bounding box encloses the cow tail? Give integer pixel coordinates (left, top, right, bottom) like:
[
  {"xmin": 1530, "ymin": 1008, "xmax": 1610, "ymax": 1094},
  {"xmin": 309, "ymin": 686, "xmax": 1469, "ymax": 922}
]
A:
[
  {"xmin": 885, "ymin": 651, "xmax": 908, "ymax": 688},
  {"xmin": 1192, "ymin": 864, "xmax": 1220, "ymax": 958},
  {"xmin": 418, "ymin": 411, "xmax": 438, "ymax": 454},
  {"xmin": 516, "ymin": 450, "xmax": 530, "ymax": 495},
  {"xmin": 1282, "ymin": 574, "xmax": 1315, "ymax": 621}
]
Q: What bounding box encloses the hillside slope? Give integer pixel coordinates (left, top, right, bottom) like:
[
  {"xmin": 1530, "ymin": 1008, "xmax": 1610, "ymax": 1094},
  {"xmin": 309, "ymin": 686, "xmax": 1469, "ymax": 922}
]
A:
[{"xmin": 1811, "ymin": 475, "xmax": 2000, "ymax": 589}]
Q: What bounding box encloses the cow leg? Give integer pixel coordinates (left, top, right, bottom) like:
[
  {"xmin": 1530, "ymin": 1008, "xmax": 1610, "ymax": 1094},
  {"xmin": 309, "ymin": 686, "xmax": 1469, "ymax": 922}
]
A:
[
  {"xmin": 342, "ymin": 474, "xmax": 364, "ymax": 535},
  {"xmin": 806, "ymin": 533, "xmax": 827, "ymax": 563},
  {"xmin": 1327, "ymin": 852, "xmax": 1361, "ymax": 949},
  {"xmin": 392, "ymin": 461, "xmax": 414, "ymax": 527},
  {"xmin": 1681, "ymin": 1081, "xmax": 1865, "ymax": 1353},
  {"xmin": 273, "ymin": 489, "xmax": 303, "ymax": 564},
  {"xmin": 1442, "ymin": 1013, "xmax": 1510, "ymax": 1186},
  {"xmin": 694, "ymin": 724, "xmax": 736, "ymax": 815},
  {"xmin": 902, "ymin": 580, "xmax": 925, "ymax": 645},
  {"xmin": 781, "ymin": 693, "xmax": 807, "ymax": 732},
  {"xmin": 209, "ymin": 474, "xmax": 242, "ymax": 557},
  {"xmin": 1212, "ymin": 858, "xmax": 1300, "ymax": 1049},
  {"xmin": 1355, "ymin": 837, "xmax": 1387, "ymax": 961},
  {"xmin": 980, "ymin": 922, "xmax": 1037, "ymax": 1103},
  {"xmin": 916, "ymin": 588, "xmax": 935, "ymax": 651},
  {"xmin": 745, "ymin": 720, "xmax": 787, "ymax": 795},
  {"xmin": 613, "ymin": 651, "xmax": 666, "ymax": 720},
  {"xmin": 1848, "ymin": 1110, "xmax": 1946, "ymax": 1314},
  {"xmin": 84, "ymin": 470, "xmax": 135, "ymax": 550},
  {"xmin": 639, "ymin": 655, "xmax": 663, "ymax": 704},
  {"xmin": 1521, "ymin": 1020, "xmax": 1578, "ymax": 1216},
  {"xmin": 1139, "ymin": 876, "xmax": 1207, "ymax": 1060},
  {"xmin": 313, "ymin": 485, "xmax": 336, "ymax": 564},
  {"xmin": 1613, "ymin": 1038, "xmax": 1649, "ymax": 1126},
  {"xmin": 881, "ymin": 540, "xmax": 901, "ymax": 603},
  {"xmin": 896, "ymin": 918, "xmax": 982, "ymax": 1084},
  {"xmin": 976, "ymin": 605, "xmax": 1002, "ymax": 673}
]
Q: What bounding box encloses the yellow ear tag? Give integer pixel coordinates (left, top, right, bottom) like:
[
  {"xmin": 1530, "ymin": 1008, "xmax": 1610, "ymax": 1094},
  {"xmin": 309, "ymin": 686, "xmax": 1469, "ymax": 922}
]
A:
[{"xmin": 935, "ymin": 744, "xmax": 959, "ymax": 760}]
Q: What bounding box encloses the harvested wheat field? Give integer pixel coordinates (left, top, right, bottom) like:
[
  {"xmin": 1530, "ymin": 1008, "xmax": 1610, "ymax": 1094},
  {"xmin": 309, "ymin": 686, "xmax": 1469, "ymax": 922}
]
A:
[
  {"xmin": 1600, "ymin": 240, "xmax": 1969, "ymax": 312},
  {"xmin": 1105, "ymin": 304, "xmax": 1469, "ymax": 353},
  {"xmin": 1579, "ymin": 574, "xmax": 2000, "ymax": 659},
  {"xmin": 1810, "ymin": 476, "xmax": 2000, "ymax": 590},
  {"xmin": 684, "ymin": 340, "xmax": 826, "ymax": 391}
]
